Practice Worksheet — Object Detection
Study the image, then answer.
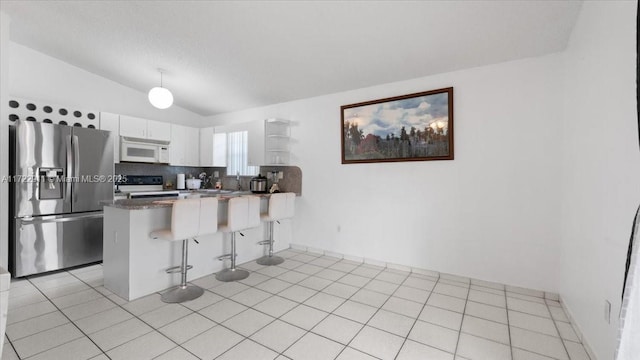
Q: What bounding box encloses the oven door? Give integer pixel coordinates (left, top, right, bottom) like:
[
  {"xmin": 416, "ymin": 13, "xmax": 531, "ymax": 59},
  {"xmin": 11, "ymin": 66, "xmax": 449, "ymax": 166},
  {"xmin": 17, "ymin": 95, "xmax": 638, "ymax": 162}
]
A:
[{"xmin": 120, "ymin": 140, "xmax": 159, "ymax": 163}]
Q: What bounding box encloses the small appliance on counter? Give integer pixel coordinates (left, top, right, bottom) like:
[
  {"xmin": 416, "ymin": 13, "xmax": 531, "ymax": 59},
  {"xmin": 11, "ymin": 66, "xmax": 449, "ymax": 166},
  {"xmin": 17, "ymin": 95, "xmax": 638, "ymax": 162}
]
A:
[
  {"xmin": 250, "ymin": 174, "xmax": 268, "ymax": 193},
  {"xmin": 186, "ymin": 178, "xmax": 202, "ymax": 190},
  {"xmin": 176, "ymin": 173, "xmax": 185, "ymax": 190},
  {"xmin": 268, "ymin": 171, "xmax": 282, "ymax": 193}
]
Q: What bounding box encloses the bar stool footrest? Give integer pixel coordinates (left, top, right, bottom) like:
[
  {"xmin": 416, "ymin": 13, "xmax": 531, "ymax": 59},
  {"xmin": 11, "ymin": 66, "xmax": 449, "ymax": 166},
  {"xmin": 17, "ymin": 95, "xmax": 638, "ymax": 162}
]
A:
[
  {"xmin": 218, "ymin": 253, "xmax": 238, "ymax": 261},
  {"xmin": 165, "ymin": 265, "xmax": 194, "ymax": 274}
]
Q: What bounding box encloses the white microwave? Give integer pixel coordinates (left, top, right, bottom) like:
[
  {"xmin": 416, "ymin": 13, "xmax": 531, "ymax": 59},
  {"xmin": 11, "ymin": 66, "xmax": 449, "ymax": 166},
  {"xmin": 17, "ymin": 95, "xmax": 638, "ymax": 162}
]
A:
[{"xmin": 120, "ymin": 137, "xmax": 171, "ymax": 164}]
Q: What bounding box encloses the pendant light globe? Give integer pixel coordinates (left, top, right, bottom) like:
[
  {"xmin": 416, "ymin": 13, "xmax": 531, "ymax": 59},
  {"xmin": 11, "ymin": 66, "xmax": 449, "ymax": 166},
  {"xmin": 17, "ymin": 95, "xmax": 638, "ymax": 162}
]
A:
[
  {"xmin": 148, "ymin": 86, "xmax": 173, "ymax": 109},
  {"xmin": 149, "ymin": 69, "xmax": 173, "ymax": 109}
]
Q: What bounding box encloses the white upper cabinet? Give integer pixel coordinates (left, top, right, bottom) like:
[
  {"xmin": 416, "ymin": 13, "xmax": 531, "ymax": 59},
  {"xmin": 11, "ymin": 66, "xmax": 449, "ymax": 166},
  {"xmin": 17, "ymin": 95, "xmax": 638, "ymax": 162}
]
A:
[
  {"xmin": 119, "ymin": 115, "xmax": 146, "ymax": 138},
  {"xmin": 185, "ymin": 126, "xmax": 200, "ymax": 166},
  {"xmin": 199, "ymin": 127, "xmax": 214, "ymax": 166},
  {"xmin": 199, "ymin": 127, "xmax": 226, "ymax": 167},
  {"xmin": 119, "ymin": 115, "xmax": 171, "ymax": 142},
  {"xmin": 171, "ymin": 124, "xmax": 200, "ymax": 166},
  {"xmin": 147, "ymin": 119, "xmax": 171, "ymax": 142},
  {"xmin": 99, "ymin": 112, "xmax": 120, "ymax": 163},
  {"xmin": 170, "ymin": 124, "xmax": 186, "ymax": 165},
  {"xmin": 212, "ymin": 132, "xmax": 227, "ymax": 167}
]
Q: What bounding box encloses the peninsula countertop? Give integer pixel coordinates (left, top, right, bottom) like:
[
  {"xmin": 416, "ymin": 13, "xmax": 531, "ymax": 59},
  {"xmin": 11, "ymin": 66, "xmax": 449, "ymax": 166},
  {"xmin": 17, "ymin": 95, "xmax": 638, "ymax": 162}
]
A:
[
  {"xmin": 102, "ymin": 191, "xmax": 273, "ymax": 210},
  {"xmin": 102, "ymin": 190, "xmax": 294, "ymax": 300}
]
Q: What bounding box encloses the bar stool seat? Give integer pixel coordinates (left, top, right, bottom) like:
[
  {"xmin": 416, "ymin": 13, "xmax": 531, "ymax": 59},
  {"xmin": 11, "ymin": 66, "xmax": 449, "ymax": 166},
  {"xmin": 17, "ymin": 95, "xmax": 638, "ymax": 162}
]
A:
[
  {"xmin": 257, "ymin": 192, "xmax": 295, "ymax": 266},
  {"xmin": 151, "ymin": 197, "xmax": 218, "ymax": 303},
  {"xmin": 216, "ymin": 196, "xmax": 260, "ymax": 282}
]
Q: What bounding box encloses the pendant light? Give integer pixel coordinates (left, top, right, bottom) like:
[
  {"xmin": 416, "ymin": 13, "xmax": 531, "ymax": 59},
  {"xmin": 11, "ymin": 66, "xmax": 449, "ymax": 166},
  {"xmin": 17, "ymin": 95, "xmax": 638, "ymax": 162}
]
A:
[{"xmin": 148, "ymin": 69, "xmax": 173, "ymax": 109}]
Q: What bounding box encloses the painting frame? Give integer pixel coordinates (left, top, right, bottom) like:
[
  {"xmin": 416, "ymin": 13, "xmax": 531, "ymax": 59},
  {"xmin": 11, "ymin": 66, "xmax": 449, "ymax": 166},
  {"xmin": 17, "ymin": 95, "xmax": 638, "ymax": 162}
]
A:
[{"xmin": 340, "ymin": 87, "xmax": 454, "ymax": 164}]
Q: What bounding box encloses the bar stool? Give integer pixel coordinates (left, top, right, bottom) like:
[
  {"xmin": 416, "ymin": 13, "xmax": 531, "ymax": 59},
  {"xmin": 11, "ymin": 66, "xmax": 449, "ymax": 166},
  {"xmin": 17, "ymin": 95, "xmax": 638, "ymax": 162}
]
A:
[
  {"xmin": 151, "ymin": 197, "xmax": 218, "ymax": 303},
  {"xmin": 257, "ymin": 192, "xmax": 295, "ymax": 266},
  {"xmin": 216, "ymin": 196, "xmax": 261, "ymax": 282}
]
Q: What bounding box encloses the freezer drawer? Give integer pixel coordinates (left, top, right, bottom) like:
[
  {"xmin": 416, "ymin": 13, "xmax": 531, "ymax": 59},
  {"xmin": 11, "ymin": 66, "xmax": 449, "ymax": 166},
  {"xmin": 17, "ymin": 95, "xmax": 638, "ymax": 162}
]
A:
[{"xmin": 12, "ymin": 212, "xmax": 103, "ymax": 277}]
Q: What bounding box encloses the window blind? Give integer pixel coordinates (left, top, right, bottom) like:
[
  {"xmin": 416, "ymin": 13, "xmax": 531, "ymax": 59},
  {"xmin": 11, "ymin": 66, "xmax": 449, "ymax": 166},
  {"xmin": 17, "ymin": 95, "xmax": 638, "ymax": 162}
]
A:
[{"xmin": 226, "ymin": 131, "xmax": 258, "ymax": 176}]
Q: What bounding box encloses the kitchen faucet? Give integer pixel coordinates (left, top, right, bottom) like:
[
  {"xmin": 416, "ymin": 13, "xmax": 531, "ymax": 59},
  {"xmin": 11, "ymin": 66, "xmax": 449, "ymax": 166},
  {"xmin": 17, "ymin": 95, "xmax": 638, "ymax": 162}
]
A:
[{"xmin": 236, "ymin": 171, "xmax": 241, "ymax": 191}]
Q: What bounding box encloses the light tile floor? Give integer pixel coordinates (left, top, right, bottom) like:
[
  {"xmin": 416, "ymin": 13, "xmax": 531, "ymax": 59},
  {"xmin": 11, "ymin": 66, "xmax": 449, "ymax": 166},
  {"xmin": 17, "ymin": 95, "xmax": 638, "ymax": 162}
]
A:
[{"xmin": 2, "ymin": 249, "xmax": 592, "ymax": 360}]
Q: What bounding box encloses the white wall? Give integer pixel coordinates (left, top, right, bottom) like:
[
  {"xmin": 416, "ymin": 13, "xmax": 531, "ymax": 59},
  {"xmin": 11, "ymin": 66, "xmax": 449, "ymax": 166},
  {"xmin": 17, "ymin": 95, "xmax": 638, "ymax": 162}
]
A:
[
  {"xmin": 207, "ymin": 54, "xmax": 565, "ymax": 292},
  {"xmin": 0, "ymin": 12, "xmax": 10, "ymax": 269},
  {"xmin": 560, "ymin": 2, "xmax": 640, "ymax": 360},
  {"xmin": 8, "ymin": 42, "xmax": 202, "ymax": 127}
]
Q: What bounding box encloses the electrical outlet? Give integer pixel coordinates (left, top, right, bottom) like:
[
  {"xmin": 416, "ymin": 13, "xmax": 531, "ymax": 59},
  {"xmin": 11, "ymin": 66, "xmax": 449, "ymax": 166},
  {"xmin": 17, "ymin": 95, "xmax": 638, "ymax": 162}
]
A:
[
  {"xmin": 337, "ymin": 225, "xmax": 341, "ymax": 232},
  {"xmin": 604, "ymin": 300, "xmax": 611, "ymax": 324},
  {"xmin": 278, "ymin": 171, "xmax": 284, "ymax": 180}
]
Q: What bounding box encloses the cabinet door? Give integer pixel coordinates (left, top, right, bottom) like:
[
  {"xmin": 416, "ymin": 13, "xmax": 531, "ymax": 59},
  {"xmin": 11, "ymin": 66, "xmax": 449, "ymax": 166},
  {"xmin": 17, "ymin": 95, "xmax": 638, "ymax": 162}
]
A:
[
  {"xmin": 170, "ymin": 124, "xmax": 186, "ymax": 165},
  {"xmin": 119, "ymin": 115, "xmax": 147, "ymax": 138},
  {"xmin": 199, "ymin": 127, "xmax": 214, "ymax": 166},
  {"xmin": 146, "ymin": 119, "xmax": 171, "ymax": 141},
  {"xmin": 185, "ymin": 127, "xmax": 200, "ymax": 166},
  {"xmin": 99, "ymin": 112, "xmax": 120, "ymax": 163},
  {"xmin": 213, "ymin": 132, "xmax": 227, "ymax": 167},
  {"xmin": 246, "ymin": 119, "xmax": 265, "ymax": 166}
]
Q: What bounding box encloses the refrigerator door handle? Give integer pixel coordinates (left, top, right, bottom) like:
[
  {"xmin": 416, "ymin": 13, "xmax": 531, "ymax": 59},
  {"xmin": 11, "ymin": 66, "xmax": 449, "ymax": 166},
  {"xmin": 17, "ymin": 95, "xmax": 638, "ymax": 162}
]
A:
[
  {"xmin": 18, "ymin": 212, "xmax": 103, "ymax": 225},
  {"xmin": 72, "ymin": 135, "xmax": 80, "ymax": 203},
  {"xmin": 66, "ymin": 134, "xmax": 73, "ymax": 204}
]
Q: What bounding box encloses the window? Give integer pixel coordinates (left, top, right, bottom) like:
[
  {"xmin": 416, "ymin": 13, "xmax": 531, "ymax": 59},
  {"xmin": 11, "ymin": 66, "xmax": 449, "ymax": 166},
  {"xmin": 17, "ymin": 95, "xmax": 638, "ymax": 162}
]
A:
[{"xmin": 226, "ymin": 131, "xmax": 258, "ymax": 176}]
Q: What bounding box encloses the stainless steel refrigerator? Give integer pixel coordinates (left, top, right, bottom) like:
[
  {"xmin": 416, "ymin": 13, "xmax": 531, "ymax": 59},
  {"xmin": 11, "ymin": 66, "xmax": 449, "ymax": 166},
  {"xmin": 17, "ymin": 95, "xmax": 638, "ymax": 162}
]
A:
[{"xmin": 10, "ymin": 120, "xmax": 114, "ymax": 277}]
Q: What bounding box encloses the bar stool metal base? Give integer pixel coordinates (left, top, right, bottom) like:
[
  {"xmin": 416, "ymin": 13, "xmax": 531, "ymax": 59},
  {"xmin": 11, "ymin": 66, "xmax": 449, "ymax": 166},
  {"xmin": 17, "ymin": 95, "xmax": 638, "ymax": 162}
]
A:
[
  {"xmin": 256, "ymin": 255, "xmax": 284, "ymax": 266},
  {"xmin": 216, "ymin": 268, "xmax": 250, "ymax": 282},
  {"xmin": 161, "ymin": 284, "xmax": 204, "ymax": 303},
  {"xmin": 257, "ymin": 220, "xmax": 286, "ymax": 266}
]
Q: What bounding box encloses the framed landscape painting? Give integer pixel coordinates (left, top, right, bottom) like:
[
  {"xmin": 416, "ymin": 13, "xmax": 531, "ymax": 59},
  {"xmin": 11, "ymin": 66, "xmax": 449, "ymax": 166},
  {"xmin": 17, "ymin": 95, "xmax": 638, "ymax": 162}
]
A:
[{"xmin": 341, "ymin": 87, "xmax": 454, "ymax": 164}]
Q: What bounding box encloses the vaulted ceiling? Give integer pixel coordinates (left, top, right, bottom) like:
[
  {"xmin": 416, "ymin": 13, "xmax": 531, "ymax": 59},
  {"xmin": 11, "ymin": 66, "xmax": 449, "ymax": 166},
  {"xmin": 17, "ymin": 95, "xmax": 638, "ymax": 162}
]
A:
[{"xmin": 1, "ymin": 1, "xmax": 582, "ymax": 116}]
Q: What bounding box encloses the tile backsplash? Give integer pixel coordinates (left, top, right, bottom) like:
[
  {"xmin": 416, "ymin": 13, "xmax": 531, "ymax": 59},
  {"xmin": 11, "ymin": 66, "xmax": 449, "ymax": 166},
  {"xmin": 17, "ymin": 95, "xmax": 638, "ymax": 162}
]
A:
[
  {"xmin": 218, "ymin": 166, "xmax": 302, "ymax": 195},
  {"xmin": 258, "ymin": 166, "xmax": 302, "ymax": 195},
  {"xmin": 115, "ymin": 163, "xmax": 226, "ymax": 189},
  {"xmin": 115, "ymin": 163, "xmax": 302, "ymax": 195}
]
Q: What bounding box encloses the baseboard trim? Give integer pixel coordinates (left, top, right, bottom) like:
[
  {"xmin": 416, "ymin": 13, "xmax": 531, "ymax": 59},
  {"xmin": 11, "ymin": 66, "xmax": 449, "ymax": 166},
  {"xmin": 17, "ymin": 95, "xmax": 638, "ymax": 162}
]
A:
[
  {"xmin": 288, "ymin": 243, "xmax": 558, "ymax": 294},
  {"xmin": 559, "ymin": 297, "xmax": 599, "ymax": 360},
  {"xmin": 287, "ymin": 243, "xmax": 595, "ymax": 359}
]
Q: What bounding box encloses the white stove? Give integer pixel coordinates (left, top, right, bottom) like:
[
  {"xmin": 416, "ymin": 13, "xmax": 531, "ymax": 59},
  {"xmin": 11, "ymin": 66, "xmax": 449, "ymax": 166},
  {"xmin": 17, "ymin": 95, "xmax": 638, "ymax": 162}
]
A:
[{"xmin": 117, "ymin": 175, "xmax": 180, "ymax": 199}]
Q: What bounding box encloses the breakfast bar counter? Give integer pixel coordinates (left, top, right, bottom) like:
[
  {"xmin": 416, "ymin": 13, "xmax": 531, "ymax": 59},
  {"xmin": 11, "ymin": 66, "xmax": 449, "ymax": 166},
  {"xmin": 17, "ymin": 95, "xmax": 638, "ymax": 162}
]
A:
[{"xmin": 102, "ymin": 193, "xmax": 290, "ymax": 301}]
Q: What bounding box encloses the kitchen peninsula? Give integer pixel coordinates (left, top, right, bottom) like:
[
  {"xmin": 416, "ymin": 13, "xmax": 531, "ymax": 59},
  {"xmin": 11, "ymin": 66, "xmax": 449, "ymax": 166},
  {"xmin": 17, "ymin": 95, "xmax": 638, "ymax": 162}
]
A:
[{"xmin": 102, "ymin": 192, "xmax": 292, "ymax": 300}]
